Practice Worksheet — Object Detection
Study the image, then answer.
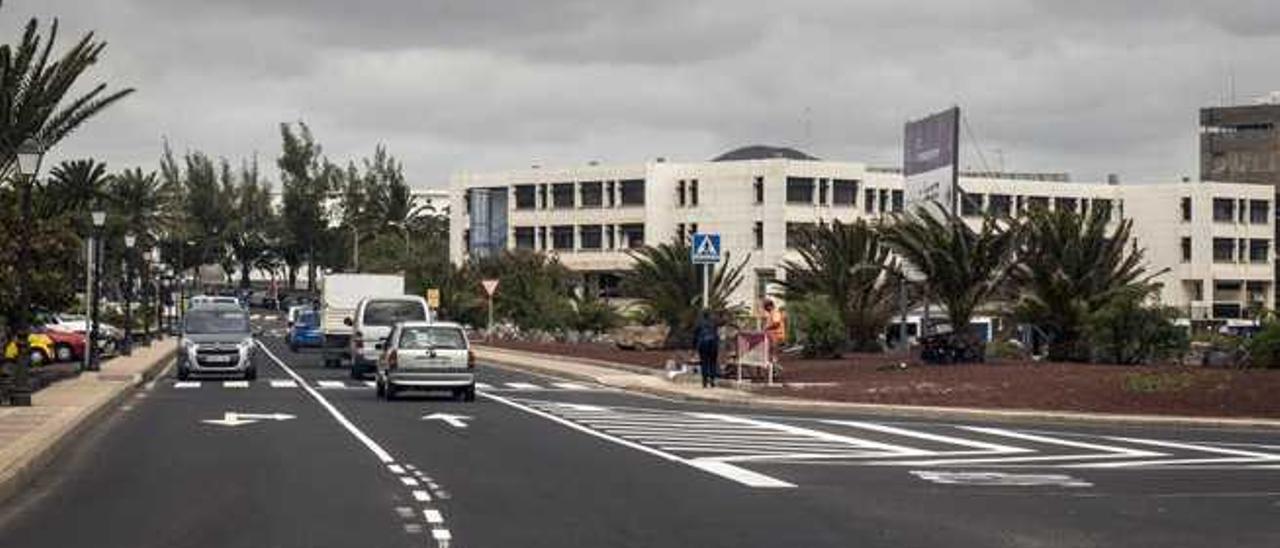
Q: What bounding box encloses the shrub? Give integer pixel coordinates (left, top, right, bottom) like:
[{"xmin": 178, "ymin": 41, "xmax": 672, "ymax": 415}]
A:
[
  {"xmin": 986, "ymin": 339, "xmax": 1026, "ymax": 360},
  {"xmin": 569, "ymin": 292, "xmax": 622, "ymax": 334},
  {"xmin": 1084, "ymin": 291, "xmax": 1187, "ymax": 365},
  {"xmin": 788, "ymin": 296, "xmax": 848, "ymax": 359},
  {"xmin": 1245, "ymin": 322, "xmax": 1280, "ymax": 368}
]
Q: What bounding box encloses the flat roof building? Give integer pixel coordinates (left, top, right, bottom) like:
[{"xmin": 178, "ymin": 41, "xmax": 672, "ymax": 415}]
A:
[{"xmin": 451, "ymin": 147, "xmax": 1274, "ymax": 320}]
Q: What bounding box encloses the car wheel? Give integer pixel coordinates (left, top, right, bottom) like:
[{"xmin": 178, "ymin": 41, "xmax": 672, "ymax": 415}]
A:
[
  {"xmin": 464, "ymin": 385, "xmax": 476, "ymax": 402},
  {"xmin": 177, "ymin": 366, "xmax": 190, "ymax": 380},
  {"xmin": 54, "ymin": 344, "xmax": 75, "ymax": 362},
  {"xmin": 289, "ymin": 342, "xmax": 299, "ymax": 353},
  {"xmin": 30, "ymin": 349, "xmax": 48, "ymax": 366},
  {"xmin": 385, "ymin": 383, "xmax": 397, "ymax": 401},
  {"xmin": 245, "ymin": 366, "xmax": 257, "ymax": 381},
  {"xmin": 375, "ymin": 377, "xmax": 386, "ymax": 398},
  {"xmin": 350, "ymin": 362, "xmax": 365, "ymax": 380},
  {"xmin": 323, "ymin": 356, "xmax": 337, "ymax": 368}
]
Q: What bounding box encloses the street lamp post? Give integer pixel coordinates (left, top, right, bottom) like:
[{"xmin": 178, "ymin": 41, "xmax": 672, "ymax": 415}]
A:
[
  {"xmin": 8, "ymin": 138, "xmax": 44, "ymax": 406},
  {"xmin": 122, "ymin": 234, "xmax": 136, "ymax": 356},
  {"xmin": 88, "ymin": 209, "xmax": 106, "ymax": 371}
]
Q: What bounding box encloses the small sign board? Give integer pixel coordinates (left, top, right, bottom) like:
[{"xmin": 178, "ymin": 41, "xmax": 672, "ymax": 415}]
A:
[
  {"xmin": 481, "ymin": 279, "xmax": 500, "ymax": 296},
  {"xmin": 426, "ymin": 288, "xmax": 440, "ymax": 309},
  {"xmin": 691, "ymin": 233, "xmax": 721, "ymax": 264}
]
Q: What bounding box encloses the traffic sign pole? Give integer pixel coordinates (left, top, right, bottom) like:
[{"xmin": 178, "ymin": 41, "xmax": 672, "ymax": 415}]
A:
[{"xmin": 691, "ymin": 233, "xmax": 721, "ymax": 310}]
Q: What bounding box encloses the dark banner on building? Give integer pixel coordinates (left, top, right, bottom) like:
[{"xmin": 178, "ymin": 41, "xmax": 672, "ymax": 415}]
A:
[
  {"xmin": 904, "ymin": 106, "xmax": 960, "ymax": 216},
  {"xmin": 467, "ymin": 188, "xmax": 508, "ymax": 258}
]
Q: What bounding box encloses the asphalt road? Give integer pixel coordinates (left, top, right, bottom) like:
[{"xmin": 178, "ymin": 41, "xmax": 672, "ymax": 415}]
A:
[{"xmin": 2, "ymin": 312, "xmax": 1279, "ymax": 547}]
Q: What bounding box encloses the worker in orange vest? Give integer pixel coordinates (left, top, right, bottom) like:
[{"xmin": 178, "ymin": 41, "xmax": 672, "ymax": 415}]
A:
[{"xmin": 760, "ymin": 298, "xmax": 787, "ymax": 364}]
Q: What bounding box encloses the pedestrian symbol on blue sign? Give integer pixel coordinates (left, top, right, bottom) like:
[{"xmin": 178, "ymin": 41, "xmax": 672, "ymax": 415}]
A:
[{"xmin": 691, "ymin": 233, "xmax": 721, "ymax": 264}]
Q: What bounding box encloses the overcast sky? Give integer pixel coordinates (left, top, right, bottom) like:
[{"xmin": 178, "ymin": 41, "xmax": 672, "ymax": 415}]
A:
[{"xmin": 8, "ymin": 0, "xmax": 1280, "ymax": 187}]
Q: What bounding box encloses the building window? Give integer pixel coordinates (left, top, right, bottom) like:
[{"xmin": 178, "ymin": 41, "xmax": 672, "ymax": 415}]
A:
[
  {"xmin": 552, "ymin": 183, "xmax": 574, "ymax": 209},
  {"xmin": 690, "ymin": 179, "xmax": 699, "ymax": 207},
  {"xmin": 786, "ymin": 222, "xmax": 814, "ymax": 249},
  {"xmin": 514, "ymin": 227, "xmax": 536, "ymax": 250},
  {"xmin": 537, "ymin": 184, "xmax": 548, "ymax": 209},
  {"xmin": 1239, "ymin": 199, "xmax": 1247, "ymax": 223},
  {"xmin": 1213, "ymin": 198, "xmax": 1235, "ymax": 222},
  {"xmin": 817, "ymin": 179, "xmax": 828, "ymax": 205},
  {"xmin": 620, "ymin": 223, "xmax": 645, "ymax": 248},
  {"xmin": 537, "ymin": 227, "xmax": 546, "ymax": 250},
  {"xmin": 580, "ymin": 181, "xmax": 603, "ymax": 208},
  {"xmin": 988, "ymin": 194, "xmax": 1012, "ymax": 217},
  {"xmin": 1251, "ymin": 239, "xmax": 1270, "ymax": 263},
  {"xmin": 620, "ymin": 179, "xmax": 645, "ymax": 206},
  {"xmin": 677, "ymin": 180, "xmax": 686, "ymax": 207},
  {"xmin": 606, "ymin": 225, "xmax": 616, "ymax": 249},
  {"xmin": 551, "ymin": 225, "xmax": 574, "ymax": 250},
  {"xmin": 1026, "ymin": 196, "xmax": 1049, "ymax": 211},
  {"xmin": 864, "ymin": 188, "xmax": 876, "ymax": 213},
  {"xmin": 1250, "ymin": 200, "xmax": 1269, "ymax": 224},
  {"xmin": 832, "ymin": 179, "xmax": 857, "ymax": 206},
  {"xmin": 753, "ymin": 176, "xmax": 764, "ymax": 204},
  {"xmin": 514, "ymin": 185, "xmax": 536, "ymax": 210},
  {"xmin": 960, "ymin": 193, "xmax": 984, "ymax": 217},
  {"xmin": 1055, "ymin": 197, "xmax": 1078, "ymax": 213},
  {"xmin": 1213, "ymin": 237, "xmax": 1234, "ymax": 263},
  {"xmin": 891, "ymin": 190, "xmax": 903, "ymax": 212},
  {"xmin": 675, "ymin": 223, "xmax": 685, "ymax": 241},
  {"xmin": 689, "ymin": 223, "xmax": 698, "ymax": 237},
  {"xmin": 1092, "ymin": 199, "xmax": 1112, "ymax": 222},
  {"xmin": 1180, "ymin": 197, "xmax": 1191, "ymax": 222},
  {"xmin": 1181, "ymin": 237, "xmax": 1192, "ymax": 263},
  {"xmin": 786, "ymin": 177, "xmax": 814, "ymax": 204},
  {"xmin": 607, "ymin": 181, "xmax": 616, "ymax": 207},
  {"xmin": 579, "ymin": 225, "xmax": 603, "ymax": 250},
  {"xmin": 753, "ymin": 221, "xmax": 764, "ymax": 249},
  {"xmin": 879, "ymin": 189, "xmax": 889, "ymax": 214}
]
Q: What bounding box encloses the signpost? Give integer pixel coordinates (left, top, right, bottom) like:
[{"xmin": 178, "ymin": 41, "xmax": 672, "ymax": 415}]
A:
[
  {"xmin": 481, "ymin": 279, "xmax": 500, "ymax": 338},
  {"xmin": 691, "ymin": 233, "xmax": 721, "ymax": 309}
]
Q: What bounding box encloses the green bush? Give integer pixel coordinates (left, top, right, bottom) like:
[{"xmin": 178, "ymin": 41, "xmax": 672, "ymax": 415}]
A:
[
  {"xmin": 986, "ymin": 339, "xmax": 1026, "ymax": 360},
  {"xmin": 789, "ymin": 296, "xmax": 848, "ymax": 359},
  {"xmin": 1084, "ymin": 291, "xmax": 1187, "ymax": 365},
  {"xmin": 569, "ymin": 292, "xmax": 622, "ymax": 334},
  {"xmin": 1245, "ymin": 322, "xmax": 1280, "ymax": 368}
]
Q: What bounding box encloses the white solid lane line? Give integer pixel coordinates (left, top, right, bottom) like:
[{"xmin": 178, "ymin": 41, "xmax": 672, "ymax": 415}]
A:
[
  {"xmin": 269, "ymin": 379, "xmax": 298, "ymax": 388},
  {"xmin": 173, "ymin": 381, "xmax": 201, "ymax": 389},
  {"xmin": 480, "ymin": 392, "xmax": 795, "ymax": 488},
  {"xmin": 223, "ymin": 380, "xmax": 249, "ymax": 388},
  {"xmin": 256, "ymin": 341, "xmax": 394, "ymax": 463}
]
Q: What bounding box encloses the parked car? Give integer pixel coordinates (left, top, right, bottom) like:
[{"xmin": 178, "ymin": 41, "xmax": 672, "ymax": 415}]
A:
[
  {"xmin": 190, "ymin": 295, "xmax": 242, "ymax": 308},
  {"xmin": 346, "ymin": 295, "xmax": 430, "ymax": 379},
  {"xmin": 177, "ymin": 303, "xmax": 258, "ymax": 380},
  {"xmin": 32, "ymin": 327, "xmax": 86, "ymax": 362},
  {"xmin": 375, "ymin": 321, "xmax": 475, "ymax": 401},
  {"xmin": 287, "ymin": 309, "xmax": 324, "ymax": 352},
  {"xmin": 3, "ymin": 333, "xmax": 56, "ymax": 366}
]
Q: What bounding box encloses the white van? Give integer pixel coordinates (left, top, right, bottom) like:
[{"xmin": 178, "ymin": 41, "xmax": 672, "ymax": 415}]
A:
[{"xmin": 345, "ymin": 295, "xmax": 430, "ymax": 379}]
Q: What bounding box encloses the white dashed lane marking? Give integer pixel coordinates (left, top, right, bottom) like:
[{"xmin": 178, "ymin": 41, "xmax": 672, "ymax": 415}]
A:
[
  {"xmin": 316, "ymin": 380, "xmax": 347, "ymax": 389},
  {"xmin": 173, "ymin": 381, "xmax": 201, "ymax": 389},
  {"xmin": 223, "ymin": 380, "xmax": 249, "ymax": 388}
]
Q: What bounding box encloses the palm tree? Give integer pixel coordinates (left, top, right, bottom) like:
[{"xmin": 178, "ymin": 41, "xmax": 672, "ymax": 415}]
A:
[
  {"xmin": 110, "ymin": 167, "xmax": 176, "ymax": 247},
  {"xmin": 779, "ymin": 220, "xmax": 904, "ymax": 352},
  {"xmin": 1014, "ymin": 207, "xmax": 1163, "ymax": 361},
  {"xmin": 227, "ymin": 158, "xmax": 274, "ymax": 288},
  {"xmin": 882, "ymin": 209, "xmax": 1020, "ymax": 361},
  {"xmin": 621, "ymin": 237, "xmax": 748, "ymax": 348},
  {"xmin": 0, "ymin": 9, "xmax": 134, "ymax": 176},
  {"xmin": 38, "ymin": 158, "xmax": 110, "ymax": 223}
]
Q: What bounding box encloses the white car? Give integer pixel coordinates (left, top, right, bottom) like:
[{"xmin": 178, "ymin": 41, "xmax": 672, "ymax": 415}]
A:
[
  {"xmin": 375, "ymin": 321, "xmax": 475, "ymax": 401},
  {"xmin": 42, "ymin": 313, "xmax": 122, "ymax": 339}
]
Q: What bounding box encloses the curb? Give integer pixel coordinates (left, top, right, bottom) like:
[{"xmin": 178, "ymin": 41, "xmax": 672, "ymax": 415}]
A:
[
  {"xmin": 474, "ymin": 346, "xmax": 1280, "ymax": 431},
  {"xmin": 0, "ymin": 343, "xmax": 176, "ymax": 509}
]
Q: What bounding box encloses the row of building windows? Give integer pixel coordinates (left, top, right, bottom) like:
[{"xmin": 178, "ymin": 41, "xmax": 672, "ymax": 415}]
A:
[
  {"xmin": 1204, "ymin": 197, "xmax": 1270, "ymax": 224},
  {"xmin": 510, "ymin": 180, "xmax": 646, "ymax": 210},
  {"xmin": 783, "ymin": 177, "xmax": 864, "ymax": 207},
  {"xmin": 1198, "ymin": 237, "xmax": 1272, "ymax": 264},
  {"xmin": 512, "ymin": 224, "xmax": 646, "ymax": 252},
  {"xmin": 958, "ymin": 193, "xmax": 1115, "ymax": 220}
]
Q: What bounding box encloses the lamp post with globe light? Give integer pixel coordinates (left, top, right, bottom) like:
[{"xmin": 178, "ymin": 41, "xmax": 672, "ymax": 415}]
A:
[
  {"xmin": 7, "ymin": 138, "xmax": 45, "ymax": 406},
  {"xmin": 88, "ymin": 208, "xmax": 106, "ymax": 371}
]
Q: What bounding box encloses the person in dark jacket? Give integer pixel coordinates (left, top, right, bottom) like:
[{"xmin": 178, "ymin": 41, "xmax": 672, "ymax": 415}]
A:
[{"xmin": 694, "ymin": 310, "xmax": 720, "ymax": 388}]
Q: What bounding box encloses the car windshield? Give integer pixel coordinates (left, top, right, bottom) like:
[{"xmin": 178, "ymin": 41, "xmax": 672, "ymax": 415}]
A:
[
  {"xmin": 297, "ymin": 312, "xmax": 318, "ymax": 327},
  {"xmin": 398, "ymin": 327, "xmax": 466, "ymax": 350},
  {"xmin": 362, "ymin": 300, "xmax": 425, "ymax": 327},
  {"xmin": 184, "ymin": 310, "xmax": 249, "ymax": 334}
]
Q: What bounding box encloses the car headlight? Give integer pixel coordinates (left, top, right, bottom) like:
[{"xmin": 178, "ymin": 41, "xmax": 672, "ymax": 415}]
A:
[{"xmin": 238, "ymin": 338, "xmax": 254, "ymax": 352}]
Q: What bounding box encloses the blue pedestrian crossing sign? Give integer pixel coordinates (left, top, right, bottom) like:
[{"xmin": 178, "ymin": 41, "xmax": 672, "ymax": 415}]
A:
[{"xmin": 691, "ymin": 233, "xmax": 721, "ymax": 264}]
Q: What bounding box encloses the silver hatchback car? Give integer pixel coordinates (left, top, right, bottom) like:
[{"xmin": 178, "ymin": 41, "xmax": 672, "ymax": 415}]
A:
[{"xmin": 375, "ymin": 321, "xmax": 475, "ymax": 401}]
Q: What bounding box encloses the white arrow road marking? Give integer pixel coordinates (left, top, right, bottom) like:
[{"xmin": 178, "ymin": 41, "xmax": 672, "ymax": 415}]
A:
[
  {"xmin": 201, "ymin": 411, "xmax": 296, "ymax": 427},
  {"xmin": 422, "ymin": 413, "xmax": 472, "ymax": 428}
]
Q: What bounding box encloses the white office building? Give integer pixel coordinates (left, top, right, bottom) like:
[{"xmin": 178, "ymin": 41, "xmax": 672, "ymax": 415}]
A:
[{"xmin": 450, "ymin": 146, "xmax": 1274, "ymax": 320}]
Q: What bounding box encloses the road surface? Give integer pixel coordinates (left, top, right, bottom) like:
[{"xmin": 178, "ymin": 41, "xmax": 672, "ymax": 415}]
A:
[{"xmin": 1, "ymin": 313, "xmax": 1278, "ymax": 547}]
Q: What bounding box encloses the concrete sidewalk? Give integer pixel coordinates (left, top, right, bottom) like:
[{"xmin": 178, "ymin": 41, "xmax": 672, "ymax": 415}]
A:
[
  {"xmin": 474, "ymin": 345, "xmax": 1280, "ymax": 430},
  {"xmin": 0, "ymin": 339, "xmax": 176, "ymax": 507}
]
